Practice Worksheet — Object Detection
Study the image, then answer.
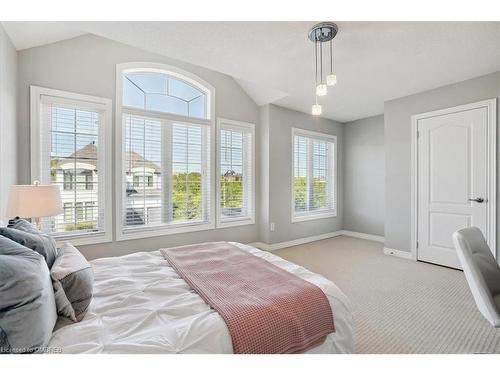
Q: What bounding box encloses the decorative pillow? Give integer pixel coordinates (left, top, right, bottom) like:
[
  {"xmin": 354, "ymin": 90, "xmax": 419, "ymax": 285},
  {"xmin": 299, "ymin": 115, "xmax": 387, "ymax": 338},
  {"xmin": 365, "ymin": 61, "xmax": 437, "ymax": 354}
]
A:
[
  {"xmin": 0, "ymin": 235, "xmax": 57, "ymax": 353},
  {"xmin": 8, "ymin": 218, "xmax": 39, "ymax": 233},
  {"xmin": 50, "ymin": 242, "xmax": 94, "ymax": 322},
  {"xmin": 0, "ymin": 221, "xmax": 58, "ymax": 268}
]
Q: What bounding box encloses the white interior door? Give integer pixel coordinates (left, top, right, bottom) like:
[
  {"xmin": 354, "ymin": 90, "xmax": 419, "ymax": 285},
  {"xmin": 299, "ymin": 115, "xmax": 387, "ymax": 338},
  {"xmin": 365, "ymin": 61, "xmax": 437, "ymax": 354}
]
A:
[{"xmin": 416, "ymin": 104, "xmax": 493, "ymax": 269}]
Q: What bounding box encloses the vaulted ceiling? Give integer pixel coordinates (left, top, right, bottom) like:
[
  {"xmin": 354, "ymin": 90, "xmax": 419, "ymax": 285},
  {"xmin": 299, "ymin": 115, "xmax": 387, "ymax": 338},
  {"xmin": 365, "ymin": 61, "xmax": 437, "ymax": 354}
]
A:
[{"xmin": 3, "ymin": 21, "xmax": 499, "ymax": 122}]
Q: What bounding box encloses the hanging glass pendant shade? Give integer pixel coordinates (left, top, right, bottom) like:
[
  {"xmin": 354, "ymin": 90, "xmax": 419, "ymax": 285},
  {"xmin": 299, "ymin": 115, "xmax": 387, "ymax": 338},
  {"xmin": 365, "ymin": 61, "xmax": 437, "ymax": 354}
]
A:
[
  {"xmin": 316, "ymin": 84, "xmax": 328, "ymax": 97},
  {"xmin": 312, "ymin": 103, "xmax": 322, "ymax": 116},
  {"xmin": 326, "ymin": 73, "xmax": 337, "ymax": 86}
]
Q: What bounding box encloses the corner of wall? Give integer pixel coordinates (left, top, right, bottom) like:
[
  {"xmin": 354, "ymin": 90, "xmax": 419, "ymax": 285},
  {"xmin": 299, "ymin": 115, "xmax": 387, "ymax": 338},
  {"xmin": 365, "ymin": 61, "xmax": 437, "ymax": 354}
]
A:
[
  {"xmin": 258, "ymin": 104, "xmax": 270, "ymax": 243},
  {"xmin": 342, "ymin": 114, "xmax": 385, "ymax": 237},
  {"xmin": 0, "ymin": 24, "xmax": 18, "ymax": 222}
]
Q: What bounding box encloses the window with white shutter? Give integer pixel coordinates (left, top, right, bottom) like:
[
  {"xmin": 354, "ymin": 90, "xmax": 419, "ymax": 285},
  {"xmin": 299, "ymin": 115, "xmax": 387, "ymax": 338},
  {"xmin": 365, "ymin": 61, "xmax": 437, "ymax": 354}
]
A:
[
  {"xmin": 291, "ymin": 128, "xmax": 337, "ymax": 222},
  {"xmin": 216, "ymin": 119, "xmax": 255, "ymax": 227},
  {"xmin": 30, "ymin": 86, "xmax": 112, "ymax": 245},
  {"xmin": 117, "ymin": 63, "xmax": 215, "ymax": 240}
]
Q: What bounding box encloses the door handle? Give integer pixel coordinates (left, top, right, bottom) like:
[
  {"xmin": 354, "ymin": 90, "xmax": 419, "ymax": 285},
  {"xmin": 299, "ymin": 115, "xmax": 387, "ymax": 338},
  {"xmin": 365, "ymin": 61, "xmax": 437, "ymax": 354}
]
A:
[{"xmin": 468, "ymin": 197, "xmax": 485, "ymax": 203}]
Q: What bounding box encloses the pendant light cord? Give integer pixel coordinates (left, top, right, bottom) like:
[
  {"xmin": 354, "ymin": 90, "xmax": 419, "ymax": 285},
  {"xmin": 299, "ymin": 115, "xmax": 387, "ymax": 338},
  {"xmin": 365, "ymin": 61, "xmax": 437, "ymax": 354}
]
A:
[
  {"xmin": 320, "ymin": 37, "xmax": 323, "ymax": 84},
  {"xmin": 330, "ymin": 40, "xmax": 333, "ymax": 74},
  {"xmin": 315, "ymin": 39, "xmax": 318, "ymax": 86}
]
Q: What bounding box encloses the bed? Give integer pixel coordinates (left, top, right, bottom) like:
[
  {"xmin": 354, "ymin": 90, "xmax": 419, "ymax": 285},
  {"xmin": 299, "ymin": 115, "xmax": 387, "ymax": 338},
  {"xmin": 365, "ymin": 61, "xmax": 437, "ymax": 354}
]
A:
[{"xmin": 48, "ymin": 242, "xmax": 354, "ymax": 354}]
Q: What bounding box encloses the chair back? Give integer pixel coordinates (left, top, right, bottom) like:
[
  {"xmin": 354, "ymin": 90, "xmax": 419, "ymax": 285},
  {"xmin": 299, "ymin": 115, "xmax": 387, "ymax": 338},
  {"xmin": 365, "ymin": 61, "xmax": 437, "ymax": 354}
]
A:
[{"xmin": 453, "ymin": 227, "xmax": 500, "ymax": 327}]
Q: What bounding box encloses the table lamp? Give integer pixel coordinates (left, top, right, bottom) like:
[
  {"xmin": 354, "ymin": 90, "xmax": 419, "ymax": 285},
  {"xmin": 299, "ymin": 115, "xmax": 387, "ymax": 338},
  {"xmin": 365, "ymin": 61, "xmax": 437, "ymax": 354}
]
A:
[{"xmin": 6, "ymin": 181, "xmax": 63, "ymax": 229}]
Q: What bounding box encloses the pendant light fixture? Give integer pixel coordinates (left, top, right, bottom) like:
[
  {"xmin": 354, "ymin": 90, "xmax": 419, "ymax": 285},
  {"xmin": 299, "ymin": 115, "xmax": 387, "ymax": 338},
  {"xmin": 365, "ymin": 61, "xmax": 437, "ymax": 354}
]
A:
[{"xmin": 309, "ymin": 22, "xmax": 338, "ymax": 116}]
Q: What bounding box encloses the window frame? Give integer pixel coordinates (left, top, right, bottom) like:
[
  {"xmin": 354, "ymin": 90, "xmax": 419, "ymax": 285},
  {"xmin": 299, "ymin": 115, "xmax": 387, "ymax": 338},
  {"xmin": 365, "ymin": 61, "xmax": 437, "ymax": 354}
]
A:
[
  {"xmin": 216, "ymin": 118, "xmax": 255, "ymax": 229},
  {"xmin": 63, "ymin": 169, "xmax": 73, "ymax": 190},
  {"xmin": 115, "ymin": 62, "xmax": 216, "ymax": 241},
  {"xmin": 290, "ymin": 127, "xmax": 337, "ymax": 223},
  {"xmin": 30, "ymin": 85, "xmax": 113, "ymax": 245},
  {"xmin": 63, "ymin": 202, "xmax": 72, "ymax": 222}
]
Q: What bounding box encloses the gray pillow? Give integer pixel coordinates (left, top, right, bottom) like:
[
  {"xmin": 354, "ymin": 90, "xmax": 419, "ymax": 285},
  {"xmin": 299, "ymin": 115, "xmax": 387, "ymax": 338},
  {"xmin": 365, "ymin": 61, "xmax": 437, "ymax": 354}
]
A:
[
  {"xmin": 0, "ymin": 224, "xmax": 58, "ymax": 268},
  {"xmin": 0, "ymin": 235, "xmax": 57, "ymax": 353},
  {"xmin": 51, "ymin": 242, "xmax": 94, "ymax": 322},
  {"xmin": 8, "ymin": 218, "xmax": 40, "ymax": 234}
]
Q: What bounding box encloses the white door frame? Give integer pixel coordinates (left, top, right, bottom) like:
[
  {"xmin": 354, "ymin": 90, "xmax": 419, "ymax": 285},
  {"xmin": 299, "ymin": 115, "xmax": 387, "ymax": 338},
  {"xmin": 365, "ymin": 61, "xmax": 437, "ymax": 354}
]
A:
[{"xmin": 410, "ymin": 98, "xmax": 497, "ymax": 262}]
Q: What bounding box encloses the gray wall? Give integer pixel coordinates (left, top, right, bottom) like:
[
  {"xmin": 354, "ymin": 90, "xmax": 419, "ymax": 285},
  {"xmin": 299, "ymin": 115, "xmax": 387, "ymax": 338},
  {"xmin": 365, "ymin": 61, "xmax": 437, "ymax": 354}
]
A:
[
  {"xmin": 0, "ymin": 25, "xmax": 17, "ymax": 222},
  {"xmin": 259, "ymin": 104, "xmax": 271, "ymax": 244},
  {"xmin": 262, "ymin": 104, "xmax": 344, "ymax": 244},
  {"xmin": 17, "ymin": 34, "xmax": 261, "ymax": 259},
  {"xmin": 343, "ymin": 115, "xmax": 384, "ymax": 237},
  {"xmin": 384, "ymin": 71, "xmax": 500, "ymax": 253}
]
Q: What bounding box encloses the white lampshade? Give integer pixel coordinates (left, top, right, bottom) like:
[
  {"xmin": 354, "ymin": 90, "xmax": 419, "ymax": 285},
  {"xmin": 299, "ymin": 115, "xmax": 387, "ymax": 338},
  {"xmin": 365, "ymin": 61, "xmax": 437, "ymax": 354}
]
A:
[
  {"xmin": 312, "ymin": 104, "xmax": 322, "ymax": 116},
  {"xmin": 7, "ymin": 184, "xmax": 63, "ymax": 218},
  {"xmin": 316, "ymin": 84, "xmax": 328, "ymax": 97},
  {"xmin": 326, "ymin": 73, "xmax": 337, "ymax": 86}
]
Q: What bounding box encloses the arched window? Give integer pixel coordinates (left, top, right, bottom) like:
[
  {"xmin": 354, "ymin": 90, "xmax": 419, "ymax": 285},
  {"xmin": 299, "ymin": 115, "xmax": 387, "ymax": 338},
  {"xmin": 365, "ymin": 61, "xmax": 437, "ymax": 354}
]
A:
[
  {"xmin": 116, "ymin": 63, "xmax": 215, "ymax": 240},
  {"xmin": 123, "ymin": 71, "xmax": 208, "ymax": 119}
]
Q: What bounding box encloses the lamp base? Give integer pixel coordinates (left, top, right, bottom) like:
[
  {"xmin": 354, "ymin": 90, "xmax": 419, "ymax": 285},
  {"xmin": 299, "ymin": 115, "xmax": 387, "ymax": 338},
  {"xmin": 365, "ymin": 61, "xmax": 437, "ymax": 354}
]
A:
[{"xmin": 33, "ymin": 217, "xmax": 41, "ymax": 230}]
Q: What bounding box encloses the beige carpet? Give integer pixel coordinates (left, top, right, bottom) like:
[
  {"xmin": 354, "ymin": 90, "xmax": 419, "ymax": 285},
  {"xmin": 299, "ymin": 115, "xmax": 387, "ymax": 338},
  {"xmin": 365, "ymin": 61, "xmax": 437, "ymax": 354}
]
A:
[{"xmin": 274, "ymin": 235, "xmax": 500, "ymax": 354}]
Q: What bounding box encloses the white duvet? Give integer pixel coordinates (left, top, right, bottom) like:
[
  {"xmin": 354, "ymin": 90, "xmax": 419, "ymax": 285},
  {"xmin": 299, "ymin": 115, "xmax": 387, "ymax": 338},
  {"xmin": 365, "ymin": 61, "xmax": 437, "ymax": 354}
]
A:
[{"xmin": 48, "ymin": 242, "xmax": 354, "ymax": 354}]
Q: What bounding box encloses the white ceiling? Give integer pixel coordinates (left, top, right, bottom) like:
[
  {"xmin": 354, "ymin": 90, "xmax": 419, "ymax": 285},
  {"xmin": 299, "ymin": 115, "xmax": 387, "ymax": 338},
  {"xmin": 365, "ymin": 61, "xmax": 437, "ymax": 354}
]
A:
[
  {"xmin": 3, "ymin": 21, "xmax": 499, "ymax": 122},
  {"xmin": 2, "ymin": 22, "xmax": 86, "ymax": 50}
]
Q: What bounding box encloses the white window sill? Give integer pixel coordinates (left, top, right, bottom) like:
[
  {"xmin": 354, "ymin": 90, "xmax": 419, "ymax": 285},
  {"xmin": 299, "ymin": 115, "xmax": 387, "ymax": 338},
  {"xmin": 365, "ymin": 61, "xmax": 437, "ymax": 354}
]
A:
[
  {"xmin": 53, "ymin": 231, "xmax": 112, "ymax": 246},
  {"xmin": 117, "ymin": 222, "xmax": 215, "ymax": 241},
  {"xmin": 291, "ymin": 210, "xmax": 337, "ymax": 223},
  {"xmin": 217, "ymin": 217, "xmax": 255, "ymax": 229}
]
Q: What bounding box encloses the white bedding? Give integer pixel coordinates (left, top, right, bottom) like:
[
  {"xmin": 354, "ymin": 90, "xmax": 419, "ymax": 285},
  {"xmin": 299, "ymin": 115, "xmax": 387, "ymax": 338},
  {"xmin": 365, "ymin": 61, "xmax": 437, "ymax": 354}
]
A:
[{"xmin": 48, "ymin": 242, "xmax": 354, "ymax": 354}]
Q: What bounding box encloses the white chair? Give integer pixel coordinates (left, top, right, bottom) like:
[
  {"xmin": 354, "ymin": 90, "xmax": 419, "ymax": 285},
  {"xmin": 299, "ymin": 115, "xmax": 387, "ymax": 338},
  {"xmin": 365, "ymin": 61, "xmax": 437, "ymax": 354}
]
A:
[{"xmin": 453, "ymin": 227, "xmax": 500, "ymax": 327}]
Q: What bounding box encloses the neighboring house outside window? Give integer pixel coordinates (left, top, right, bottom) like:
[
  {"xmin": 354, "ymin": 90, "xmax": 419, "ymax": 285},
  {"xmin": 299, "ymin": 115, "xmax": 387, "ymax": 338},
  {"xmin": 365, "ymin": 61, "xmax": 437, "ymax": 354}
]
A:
[
  {"xmin": 133, "ymin": 172, "xmax": 155, "ymax": 188},
  {"xmin": 63, "ymin": 202, "xmax": 72, "ymax": 222},
  {"xmin": 133, "ymin": 174, "xmax": 140, "ymax": 187},
  {"xmin": 54, "ymin": 145, "xmax": 101, "ymax": 231},
  {"xmin": 84, "ymin": 170, "xmax": 93, "ymax": 190},
  {"xmin": 291, "ymin": 128, "xmax": 337, "ymax": 222},
  {"xmin": 63, "ymin": 170, "xmax": 73, "ymax": 190},
  {"xmin": 75, "ymin": 202, "xmax": 84, "ymax": 222}
]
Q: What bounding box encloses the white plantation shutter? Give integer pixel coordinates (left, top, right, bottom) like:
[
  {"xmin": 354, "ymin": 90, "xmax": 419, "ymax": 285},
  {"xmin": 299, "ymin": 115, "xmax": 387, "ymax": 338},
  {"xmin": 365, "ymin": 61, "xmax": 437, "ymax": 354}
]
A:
[
  {"xmin": 292, "ymin": 129, "xmax": 336, "ymax": 220},
  {"xmin": 122, "ymin": 113, "xmax": 211, "ymax": 230},
  {"xmin": 217, "ymin": 120, "xmax": 255, "ymax": 225},
  {"xmin": 123, "ymin": 115, "xmax": 163, "ymax": 227},
  {"xmin": 171, "ymin": 122, "xmax": 211, "ymax": 224},
  {"xmin": 37, "ymin": 94, "xmax": 108, "ymax": 236}
]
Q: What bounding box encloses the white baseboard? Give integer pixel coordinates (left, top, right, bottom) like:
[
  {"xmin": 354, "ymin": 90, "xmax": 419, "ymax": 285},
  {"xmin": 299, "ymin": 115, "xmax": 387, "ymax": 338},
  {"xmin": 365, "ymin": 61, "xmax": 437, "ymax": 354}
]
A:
[
  {"xmin": 247, "ymin": 241, "xmax": 268, "ymax": 250},
  {"xmin": 249, "ymin": 231, "xmax": 344, "ymax": 252},
  {"xmin": 249, "ymin": 229, "xmax": 386, "ymax": 252},
  {"xmin": 383, "ymin": 247, "xmax": 414, "ymax": 260},
  {"xmin": 340, "ymin": 230, "xmax": 385, "ymax": 243},
  {"xmin": 251, "ymin": 232, "xmax": 415, "ymax": 263}
]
